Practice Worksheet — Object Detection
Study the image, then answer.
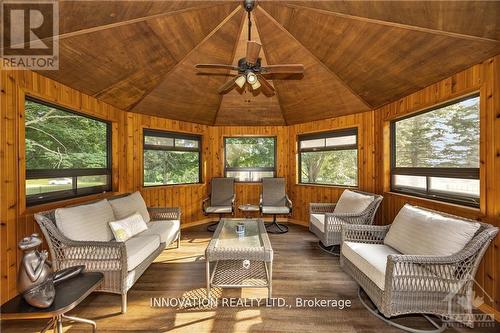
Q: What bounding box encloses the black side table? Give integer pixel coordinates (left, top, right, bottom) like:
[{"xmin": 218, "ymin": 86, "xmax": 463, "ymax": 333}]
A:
[{"xmin": 1, "ymin": 272, "xmax": 103, "ymax": 333}]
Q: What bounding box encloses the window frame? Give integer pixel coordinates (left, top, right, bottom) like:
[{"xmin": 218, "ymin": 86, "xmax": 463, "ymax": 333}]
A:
[
  {"xmin": 389, "ymin": 93, "xmax": 480, "ymax": 207},
  {"xmin": 298, "ymin": 127, "xmax": 359, "ymax": 187},
  {"xmin": 223, "ymin": 136, "xmax": 277, "ymax": 183},
  {"xmin": 142, "ymin": 128, "xmax": 202, "ymax": 187},
  {"xmin": 25, "ymin": 96, "xmax": 112, "ymax": 206}
]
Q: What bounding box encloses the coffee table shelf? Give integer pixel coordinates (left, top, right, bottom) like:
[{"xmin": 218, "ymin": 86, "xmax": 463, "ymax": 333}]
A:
[{"xmin": 205, "ymin": 219, "xmax": 273, "ymax": 299}]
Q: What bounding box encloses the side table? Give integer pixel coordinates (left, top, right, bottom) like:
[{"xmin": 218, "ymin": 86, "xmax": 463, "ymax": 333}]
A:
[
  {"xmin": 238, "ymin": 204, "xmax": 260, "ymax": 218},
  {"xmin": 0, "ymin": 272, "xmax": 103, "ymax": 333}
]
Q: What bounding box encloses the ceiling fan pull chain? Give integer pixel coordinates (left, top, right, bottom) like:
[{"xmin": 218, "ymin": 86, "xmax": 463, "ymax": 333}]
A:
[{"xmin": 248, "ymin": 11, "xmax": 252, "ymax": 41}]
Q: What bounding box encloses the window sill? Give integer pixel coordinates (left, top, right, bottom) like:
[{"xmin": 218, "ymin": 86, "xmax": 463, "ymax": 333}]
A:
[
  {"xmin": 295, "ymin": 183, "xmax": 358, "ymax": 190},
  {"xmin": 142, "ymin": 182, "xmax": 204, "ymax": 189},
  {"xmin": 24, "ymin": 191, "xmax": 119, "ymax": 215},
  {"xmin": 385, "ymin": 191, "xmax": 483, "ymax": 215}
]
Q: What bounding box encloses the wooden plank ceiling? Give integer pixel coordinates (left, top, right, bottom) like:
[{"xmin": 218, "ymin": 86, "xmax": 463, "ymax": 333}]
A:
[{"xmin": 31, "ymin": 0, "xmax": 500, "ymax": 125}]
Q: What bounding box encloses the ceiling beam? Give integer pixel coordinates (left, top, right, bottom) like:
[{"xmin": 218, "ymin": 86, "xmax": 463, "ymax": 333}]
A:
[
  {"xmin": 256, "ymin": 6, "xmax": 373, "ymax": 110},
  {"xmin": 128, "ymin": 6, "xmax": 243, "ymax": 113},
  {"xmin": 283, "ymin": 3, "xmax": 500, "ymax": 44},
  {"xmin": 4, "ymin": 2, "xmax": 233, "ymax": 50}
]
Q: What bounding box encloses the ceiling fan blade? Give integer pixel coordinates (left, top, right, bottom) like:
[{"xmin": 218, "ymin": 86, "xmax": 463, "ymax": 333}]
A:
[
  {"xmin": 218, "ymin": 76, "xmax": 238, "ymax": 94},
  {"xmin": 261, "ymin": 64, "xmax": 304, "ymax": 74},
  {"xmin": 256, "ymin": 74, "xmax": 275, "ymax": 96},
  {"xmin": 246, "ymin": 41, "xmax": 261, "ymax": 64},
  {"xmin": 195, "ymin": 64, "xmax": 239, "ymax": 71}
]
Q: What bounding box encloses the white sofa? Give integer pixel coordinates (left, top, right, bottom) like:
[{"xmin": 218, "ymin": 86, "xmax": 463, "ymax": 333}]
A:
[{"xmin": 35, "ymin": 192, "xmax": 181, "ymax": 313}]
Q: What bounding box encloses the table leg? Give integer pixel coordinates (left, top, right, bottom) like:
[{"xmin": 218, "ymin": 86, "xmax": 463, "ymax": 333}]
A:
[
  {"xmin": 206, "ymin": 260, "xmax": 210, "ymax": 299},
  {"xmin": 62, "ymin": 314, "xmax": 96, "ymax": 333},
  {"xmin": 268, "ymin": 262, "xmax": 273, "ymax": 300},
  {"xmin": 56, "ymin": 315, "xmax": 63, "ymax": 333}
]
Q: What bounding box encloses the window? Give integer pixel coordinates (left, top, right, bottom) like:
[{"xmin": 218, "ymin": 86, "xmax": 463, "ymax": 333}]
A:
[
  {"xmin": 298, "ymin": 128, "xmax": 358, "ymax": 186},
  {"xmin": 143, "ymin": 129, "xmax": 201, "ymax": 186},
  {"xmin": 224, "ymin": 137, "xmax": 276, "ymax": 182},
  {"xmin": 391, "ymin": 94, "xmax": 480, "ymax": 207},
  {"xmin": 25, "ymin": 98, "xmax": 111, "ymax": 206}
]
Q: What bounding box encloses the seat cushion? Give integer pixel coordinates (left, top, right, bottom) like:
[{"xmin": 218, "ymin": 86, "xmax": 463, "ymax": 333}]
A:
[
  {"xmin": 125, "ymin": 234, "xmax": 160, "ymax": 271},
  {"xmin": 205, "ymin": 206, "xmax": 232, "ymax": 214},
  {"xmin": 262, "ymin": 206, "xmax": 290, "ymax": 214},
  {"xmin": 342, "ymin": 241, "xmax": 401, "ymax": 290},
  {"xmin": 109, "ymin": 191, "xmax": 150, "ymax": 223},
  {"xmin": 384, "ymin": 204, "xmax": 481, "ymax": 256},
  {"xmin": 310, "ymin": 213, "xmax": 325, "ymax": 231},
  {"xmin": 334, "ymin": 190, "xmax": 374, "ymax": 214},
  {"xmin": 55, "ymin": 199, "xmax": 115, "ymax": 242},
  {"xmin": 109, "ymin": 213, "xmax": 148, "ymax": 242},
  {"xmin": 141, "ymin": 220, "xmax": 180, "ymax": 244}
]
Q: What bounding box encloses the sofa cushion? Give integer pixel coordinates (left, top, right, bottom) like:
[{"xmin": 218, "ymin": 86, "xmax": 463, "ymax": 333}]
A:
[
  {"xmin": 55, "ymin": 199, "xmax": 115, "ymax": 242},
  {"xmin": 334, "ymin": 190, "xmax": 374, "ymax": 214},
  {"xmin": 262, "ymin": 206, "xmax": 290, "ymax": 214},
  {"xmin": 205, "ymin": 206, "xmax": 232, "ymax": 214},
  {"xmin": 384, "ymin": 204, "xmax": 480, "ymax": 256},
  {"xmin": 342, "ymin": 241, "xmax": 401, "ymax": 290},
  {"xmin": 109, "ymin": 192, "xmax": 150, "ymax": 223},
  {"xmin": 310, "ymin": 213, "xmax": 325, "ymax": 231},
  {"xmin": 141, "ymin": 220, "xmax": 180, "ymax": 244},
  {"xmin": 109, "ymin": 213, "xmax": 148, "ymax": 242},
  {"xmin": 125, "ymin": 234, "xmax": 160, "ymax": 271}
]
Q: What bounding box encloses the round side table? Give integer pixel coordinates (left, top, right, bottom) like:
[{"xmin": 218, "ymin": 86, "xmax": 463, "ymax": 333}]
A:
[{"xmin": 238, "ymin": 204, "xmax": 260, "ymax": 219}]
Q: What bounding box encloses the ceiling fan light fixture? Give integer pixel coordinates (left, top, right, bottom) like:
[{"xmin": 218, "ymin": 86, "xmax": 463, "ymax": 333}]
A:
[
  {"xmin": 251, "ymin": 80, "xmax": 261, "ymax": 90},
  {"xmin": 246, "ymin": 72, "xmax": 258, "ymax": 85},
  {"xmin": 235, "ymin": 75, "xmax": 246, "ymax": 88}
]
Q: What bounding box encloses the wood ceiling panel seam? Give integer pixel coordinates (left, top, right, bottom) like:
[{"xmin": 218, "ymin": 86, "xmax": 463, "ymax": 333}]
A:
[
  {"xmin": 257, "ymin": 5, "xmax": 373, "ymax": 110},
  {"xmin": 127, "ymin": 6, "xmax": 243, "ymax": 114},
  {"xmin": 213, "ymin": 9, "xmax": 247, "ymax": 125},
  {"xmin": 253, "ymin": 10, "xmax": 288, "ymax": 126},
  {"xmin": 281, "ymin": 2, "xmax": 500, "ymax": 43}
]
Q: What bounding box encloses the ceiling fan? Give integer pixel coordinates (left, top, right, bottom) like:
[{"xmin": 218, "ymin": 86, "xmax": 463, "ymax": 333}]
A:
[{"xmin": 194, "ymin": 0, "xmax": 304, "ymax": 96}]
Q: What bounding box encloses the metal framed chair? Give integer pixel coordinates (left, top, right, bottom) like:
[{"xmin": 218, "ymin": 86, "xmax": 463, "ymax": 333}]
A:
[
  {"xmin": 202, "ymin": 177, "xmax": 236, "ymax": 232},
  {"xmin": 309, "ymin": 190, "xmax": 382, "ymax": 255},
  {"xmin": 260, "ymin": 177, "xmax": 292, "ymax": 234}
]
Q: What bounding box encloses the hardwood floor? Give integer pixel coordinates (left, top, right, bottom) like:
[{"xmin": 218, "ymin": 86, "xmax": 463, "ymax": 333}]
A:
[{"xmin": 2, "ymin": 224, "xmax": 498, "ymax": 333}]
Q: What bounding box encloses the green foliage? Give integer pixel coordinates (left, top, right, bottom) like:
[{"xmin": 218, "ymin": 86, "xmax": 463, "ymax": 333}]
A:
[
  {"xmin": 225, "ymin": 137, "xmax": 275, "ymax": 168},
  {"xmin": 395, "ymin": 97, "xmax": 479, "ymax": 168},
  {"xmin": 25, "ymin": 100, "xmax": 108, "ymax": 169},
  {"xmin": 301, "ymin": 150, "xmax": 357, "ymax": 186},
  {"xmin": 144, "ymin": 150, "xmax": 199, "ymax": 185}
]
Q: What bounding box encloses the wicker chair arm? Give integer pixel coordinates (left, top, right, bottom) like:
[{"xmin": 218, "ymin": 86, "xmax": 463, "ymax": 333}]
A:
[
  {"xmin": 56, "ymin": 240, "xmax": 126, "ymax": 271},
  {"xmin": 148, "ymin": 207, "xmax": 181, "ymax": 221},
  {"xmin": 342, "ymin": 224, "xmax": 390, "ymax": 244},
  {"xmin": 310, "ymin": 203, "xmax": 337, "ymax": 214}
]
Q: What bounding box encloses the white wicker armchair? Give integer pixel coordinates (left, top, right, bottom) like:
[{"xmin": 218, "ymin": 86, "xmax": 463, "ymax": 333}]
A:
[
  {"xmin": 340, "ymin": 207, "xmax": 498, "ymax": 332},
  {"xmin": 309, "ymin": 190, "xmax": 382, "ymax": 254}
]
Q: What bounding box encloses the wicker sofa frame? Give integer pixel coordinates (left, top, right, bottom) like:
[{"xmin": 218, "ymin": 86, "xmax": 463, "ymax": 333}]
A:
[
  {"xmin": 309, "ymin": 190, "xmax": 382, "ymax": 253},
  {"xmin": 34, "ymin": 194, "xmax": 181, "ymax": 314},
  {"xmin": 340, "ymin": 206, "xmax": 498, "ymax": 332}
]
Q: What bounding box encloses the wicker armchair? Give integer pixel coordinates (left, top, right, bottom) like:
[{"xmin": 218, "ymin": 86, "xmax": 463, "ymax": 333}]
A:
[
  {"xmin": 34, "ymin": 195, "xmax": 181, "ymax": 314},
  {"xmin": 309, "ymin": 190, "xmax": 382, "ymax": 254},
  {"xmin": 340, "ymin": 207, "xmax": 498, "ymax": 332}
]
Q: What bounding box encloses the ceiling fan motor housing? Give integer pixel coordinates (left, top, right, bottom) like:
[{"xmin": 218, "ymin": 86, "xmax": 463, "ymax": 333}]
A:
[
  {"xmin": 238, "ymin": 57, "xmax": 262, "ymax": 74},
  {"xmin": 243, "ymin": 0, "xmax": 255, "ymax": 12}
]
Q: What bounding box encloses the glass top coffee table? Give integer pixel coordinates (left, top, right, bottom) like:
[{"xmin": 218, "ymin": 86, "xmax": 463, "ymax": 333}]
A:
[{"xmin": 205, "ymin": 218, "xmax": 273, "ymax": 300}]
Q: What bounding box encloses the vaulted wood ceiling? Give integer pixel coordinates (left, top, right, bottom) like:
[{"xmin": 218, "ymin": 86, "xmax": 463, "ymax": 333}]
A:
[{"xmin": 32, "ymin": 1, "xmax": 500, "ymax": 125}]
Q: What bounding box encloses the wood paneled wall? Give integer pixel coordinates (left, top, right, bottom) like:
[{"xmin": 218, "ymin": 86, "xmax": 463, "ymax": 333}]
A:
[
  {"xmin": 287, "ymin": 111, "xmax": 376, "ymax": 223},
  {"xmin": 1, "ymin": 56, "xmax": 499, "ymax": 312},
  {"xmin": 373, "ymin": 56, "xmax": 500, "ymax": 314}
]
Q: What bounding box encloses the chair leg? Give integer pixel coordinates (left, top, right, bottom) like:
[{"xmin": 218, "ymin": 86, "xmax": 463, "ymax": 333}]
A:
[
  {"xmin": 358, "ymin": 287, "xmax": 447, "ymax": 333},
  {"xmin": 318, "ymin": 241, "xmax": 340, "ymax": 256},
  {"xmin": 121, "ymin": 293, "xmax": 127, "ymax": 314},
  {"xmin": 265, "ymin": 215, "xmax": 289, "ymax": 234},
  {"xmin": 176, "ymin": 233, "xmax": 181, "ymax": 248}
]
